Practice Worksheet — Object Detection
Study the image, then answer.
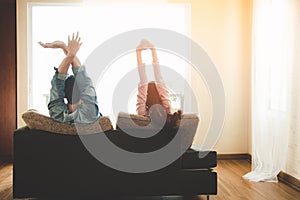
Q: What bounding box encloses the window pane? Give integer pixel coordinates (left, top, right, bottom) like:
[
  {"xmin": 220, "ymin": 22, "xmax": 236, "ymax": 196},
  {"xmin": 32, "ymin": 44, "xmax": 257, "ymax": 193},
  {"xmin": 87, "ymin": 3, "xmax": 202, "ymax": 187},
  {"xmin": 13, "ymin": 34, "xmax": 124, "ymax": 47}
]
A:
[{"xmin": 30, "ymin": 2, "xmax": 190, "ymax": 119}]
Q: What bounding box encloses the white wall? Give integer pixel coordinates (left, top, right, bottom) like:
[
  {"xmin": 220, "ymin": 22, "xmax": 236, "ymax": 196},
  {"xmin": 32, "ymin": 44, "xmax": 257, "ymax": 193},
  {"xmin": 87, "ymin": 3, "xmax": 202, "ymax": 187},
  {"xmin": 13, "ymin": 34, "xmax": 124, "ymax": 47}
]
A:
[{"xmin": 171, "ymin": 0, "xmax": 252, "ymax": 154}]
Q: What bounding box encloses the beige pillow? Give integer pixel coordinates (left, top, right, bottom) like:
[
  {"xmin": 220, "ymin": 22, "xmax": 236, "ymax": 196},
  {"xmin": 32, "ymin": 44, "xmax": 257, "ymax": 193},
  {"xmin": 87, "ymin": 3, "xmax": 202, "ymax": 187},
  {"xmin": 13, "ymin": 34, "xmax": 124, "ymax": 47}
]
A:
[
  {"xmin": 22, "ymin": 110, "xmax": 113, "ymax": 135},
  {"xmin": 116, "ymin": 112, "xmax": 151, "ymax": 129},
  {"xmin": 116, "ymin": 112, "xmax": 200, "ymax": 130},
  {"xmin": 116, "ymin": 112, "xmax": 200, "ymax": 149}
]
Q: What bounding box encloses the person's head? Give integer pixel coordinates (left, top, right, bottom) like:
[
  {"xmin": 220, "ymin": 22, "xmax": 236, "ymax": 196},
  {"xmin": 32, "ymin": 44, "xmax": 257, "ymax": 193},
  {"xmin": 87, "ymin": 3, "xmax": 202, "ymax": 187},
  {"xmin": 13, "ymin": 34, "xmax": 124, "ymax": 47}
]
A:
[
  {"xmin": 146, "ymin": 81, "xmax": 182, "ymax": 128},
  {"xmin": 149, "ymin": 105, "xmax": 182, "ymax": 129},
  {"xmin": 146, "ymin": 81, "xmax": 162, "ymax": 110},
  {"xmin": 65, "ymin": 75, "xmax": 81, "ymax": 112}
]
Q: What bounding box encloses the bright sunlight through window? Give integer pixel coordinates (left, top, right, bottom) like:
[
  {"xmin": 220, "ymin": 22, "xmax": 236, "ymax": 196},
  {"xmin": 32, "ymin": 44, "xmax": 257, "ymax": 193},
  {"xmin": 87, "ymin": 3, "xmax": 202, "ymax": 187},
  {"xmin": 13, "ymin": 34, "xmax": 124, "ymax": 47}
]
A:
[{"xmin": 30, "ymin": 2, "xmax": 190, "ymax": 122}]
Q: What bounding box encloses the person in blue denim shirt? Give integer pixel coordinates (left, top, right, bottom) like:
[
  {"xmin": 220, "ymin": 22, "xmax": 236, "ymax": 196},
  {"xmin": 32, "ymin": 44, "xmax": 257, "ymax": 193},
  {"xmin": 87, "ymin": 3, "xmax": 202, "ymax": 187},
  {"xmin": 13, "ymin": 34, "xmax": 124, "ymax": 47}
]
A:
[{"xmin": 39, "ymin": 32, "xmax": 101, "ymax": 124}]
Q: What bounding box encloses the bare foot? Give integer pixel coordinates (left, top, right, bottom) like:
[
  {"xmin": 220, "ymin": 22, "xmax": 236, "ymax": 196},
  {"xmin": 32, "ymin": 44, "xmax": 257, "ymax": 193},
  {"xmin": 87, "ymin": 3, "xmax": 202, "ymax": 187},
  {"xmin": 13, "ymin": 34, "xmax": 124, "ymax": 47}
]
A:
[
  {"xmin": 136, "ymin": 39, "xmax": 154, "ymax": 50},
  {"xmin": 144, "ymin": 40, "xmax": 154, "ymax": 49},
  {"xmin": 66, "ymin": 32, "xmax": 82, "ymax": 57},
  {"xmin": 38, "ymin": 40, "xmax": 67, "ymax": 50}
]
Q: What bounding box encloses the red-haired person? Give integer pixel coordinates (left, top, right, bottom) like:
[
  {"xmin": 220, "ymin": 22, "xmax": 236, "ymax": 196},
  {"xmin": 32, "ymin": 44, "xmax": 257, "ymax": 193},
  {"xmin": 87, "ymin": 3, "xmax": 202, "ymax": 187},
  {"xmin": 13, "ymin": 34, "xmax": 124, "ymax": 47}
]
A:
[{"xmin": 135, "ymin": 39, "xmax": 181, "ymax": 128}]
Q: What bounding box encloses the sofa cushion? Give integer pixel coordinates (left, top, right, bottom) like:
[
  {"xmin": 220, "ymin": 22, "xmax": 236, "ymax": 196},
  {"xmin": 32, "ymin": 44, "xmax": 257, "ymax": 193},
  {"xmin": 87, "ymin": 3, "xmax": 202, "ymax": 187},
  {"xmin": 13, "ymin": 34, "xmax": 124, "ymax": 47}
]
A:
[
  {"xmin": 116, "ymin": 112, "xmax": 200, "ymax": 150},
  {"xmin": 116, "ymin": 112, "xmax": 151, "ymax": 129},
  {"xmin": 22, "ymin": 110, "xmax": 113, "ymax": 135},
  {"xmin": 116, "ymin": 112, "xmax": 200, "ymax": 129}
]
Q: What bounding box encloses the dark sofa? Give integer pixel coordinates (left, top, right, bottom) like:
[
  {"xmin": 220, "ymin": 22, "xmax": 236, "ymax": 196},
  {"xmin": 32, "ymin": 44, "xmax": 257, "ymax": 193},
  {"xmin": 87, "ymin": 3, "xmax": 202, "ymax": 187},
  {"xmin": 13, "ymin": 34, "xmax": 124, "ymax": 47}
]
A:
[{"xmin": 13, "ymin": 127, "xmax": 217, "ymax": 199}]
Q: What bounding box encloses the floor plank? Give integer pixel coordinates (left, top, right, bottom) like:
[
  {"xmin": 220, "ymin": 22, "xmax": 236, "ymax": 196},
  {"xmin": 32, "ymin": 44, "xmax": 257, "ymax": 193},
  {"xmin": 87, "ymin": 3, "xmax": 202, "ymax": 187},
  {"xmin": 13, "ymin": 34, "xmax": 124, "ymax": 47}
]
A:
[
  {"xmin": 211, "ymin": 160, "xmax": 300, "ymax": 200},
  {"xmin": 0, "ymin": 161, "xmax": 13, "ymax": 200},
  {"xmin": 0, "ymin": 160, "xmax": 299, "ymax": 200}
]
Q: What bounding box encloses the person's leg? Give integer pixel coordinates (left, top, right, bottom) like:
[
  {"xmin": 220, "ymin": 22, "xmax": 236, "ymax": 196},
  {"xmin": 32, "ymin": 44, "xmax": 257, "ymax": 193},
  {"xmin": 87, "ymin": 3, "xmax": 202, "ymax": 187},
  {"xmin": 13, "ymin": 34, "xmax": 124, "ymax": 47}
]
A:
[
  {"xmin": 136, "ymin": 64, "xmax": 148, "ymax": 116},
  {"xmin": 38, "ymin": 37, "xmax": 81, "ymax": 68},
  {"xmin": 72, "ymin": 66, "xmax": 97, "ymax": 101},
  {"xmin": 136, "ymin": 41, "xmax": 149, "ymax": 116},
  {"xmin": 47, "ymin": 33, "xmax": 81, "ymax": 122},
  {"xmin": 55, "ymin": 32, "xmax": 80, "ymax": 73},
  {"xmin": 150, "ymin": 47, "xmax": 172, "ymax": 114},
  {"xmin": 151, "ymin": 50, "xmax": 164, "ymax": 83},
  {"xmin": 48, "ymin": 68, "xmax": 69, "ymax": 122},
  {"xmin": 71, "ymin": 65, "xmax": 101, "ymax": 123}
]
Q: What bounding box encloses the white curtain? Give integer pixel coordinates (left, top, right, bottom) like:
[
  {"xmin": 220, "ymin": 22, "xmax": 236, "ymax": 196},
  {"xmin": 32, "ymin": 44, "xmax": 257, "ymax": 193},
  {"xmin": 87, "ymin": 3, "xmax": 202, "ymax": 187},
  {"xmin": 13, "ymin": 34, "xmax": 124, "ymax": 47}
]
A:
[{"xmin": 244, "ymin": 0, "xmax": 299, "ymax": 182}]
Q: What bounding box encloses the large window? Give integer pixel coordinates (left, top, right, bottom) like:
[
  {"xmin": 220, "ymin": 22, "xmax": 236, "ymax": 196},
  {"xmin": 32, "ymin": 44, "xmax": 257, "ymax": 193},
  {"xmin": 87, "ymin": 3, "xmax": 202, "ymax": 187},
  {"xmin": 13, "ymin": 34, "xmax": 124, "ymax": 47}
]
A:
[{"xmin": 29, "ymin": 2, "xmax": 190, "ymax": 121}]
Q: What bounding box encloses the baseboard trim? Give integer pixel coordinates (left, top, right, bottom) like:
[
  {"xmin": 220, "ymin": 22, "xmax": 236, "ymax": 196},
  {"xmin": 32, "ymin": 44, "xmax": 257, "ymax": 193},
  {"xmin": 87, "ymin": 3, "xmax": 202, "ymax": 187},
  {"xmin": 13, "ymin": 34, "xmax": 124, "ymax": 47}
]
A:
[
  {"xmin": 217, "ymin": 153, "xmax": 251, "ymax": 161},
  {"xmin": 278, "ymin": 171, "xmax": 300, "ymax": 192}
]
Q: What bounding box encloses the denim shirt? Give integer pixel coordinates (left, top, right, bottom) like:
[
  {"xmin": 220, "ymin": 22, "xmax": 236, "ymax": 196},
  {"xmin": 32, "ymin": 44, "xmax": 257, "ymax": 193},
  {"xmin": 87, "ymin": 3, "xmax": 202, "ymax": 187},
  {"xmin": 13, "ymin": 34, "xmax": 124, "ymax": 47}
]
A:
[{"xmin": 48, "ymin": 66, "xmax": 101, "ymax": 124}]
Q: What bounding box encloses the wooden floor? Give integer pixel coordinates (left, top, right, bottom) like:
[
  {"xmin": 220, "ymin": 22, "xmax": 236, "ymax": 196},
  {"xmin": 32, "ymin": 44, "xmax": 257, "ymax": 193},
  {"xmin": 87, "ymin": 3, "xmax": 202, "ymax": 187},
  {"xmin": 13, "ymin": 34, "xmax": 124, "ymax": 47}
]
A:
[{"xmin": 0, "ymin": 159, "xmax": 299, "ymax": 200}]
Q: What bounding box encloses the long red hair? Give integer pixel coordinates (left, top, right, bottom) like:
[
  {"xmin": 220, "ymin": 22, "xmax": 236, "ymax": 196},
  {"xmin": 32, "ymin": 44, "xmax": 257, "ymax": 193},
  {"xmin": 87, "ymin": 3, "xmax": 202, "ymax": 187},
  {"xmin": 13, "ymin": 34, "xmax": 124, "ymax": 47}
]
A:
[
  {"xmin": 146, "ymin": 81, "xmax": 181, "ymax": 128},
  {"xmin": 146, "ymin": 81, "xmax": 162, "ymax": 111}
]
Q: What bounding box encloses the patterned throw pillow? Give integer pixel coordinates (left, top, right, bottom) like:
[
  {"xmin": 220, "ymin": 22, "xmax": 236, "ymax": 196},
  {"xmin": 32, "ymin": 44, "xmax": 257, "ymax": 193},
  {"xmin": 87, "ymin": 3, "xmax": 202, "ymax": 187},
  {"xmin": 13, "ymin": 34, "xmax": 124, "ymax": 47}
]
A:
[
  {"xmin": 116, "ymin": 112, "xmax": 200, "ymax": 130},
  {"xmin": 22, "ymin": 110, "xmax": 113, "ymax": 135},
  {"xmin": 116, "ymin": 112, "xmax": 200, "ymax": 149}
]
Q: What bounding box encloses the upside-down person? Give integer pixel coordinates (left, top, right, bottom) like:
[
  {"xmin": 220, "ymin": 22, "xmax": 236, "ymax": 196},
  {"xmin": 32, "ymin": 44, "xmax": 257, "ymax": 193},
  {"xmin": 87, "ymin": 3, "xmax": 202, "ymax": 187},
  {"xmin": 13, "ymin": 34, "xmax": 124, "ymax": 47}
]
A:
[
  {"xmin": 135, "ymin": 39, "xmax": 181, "ymax": 128},
  {"xmin": 39, "ymin": 32, "xmax": 102, "ymax": 124}
]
